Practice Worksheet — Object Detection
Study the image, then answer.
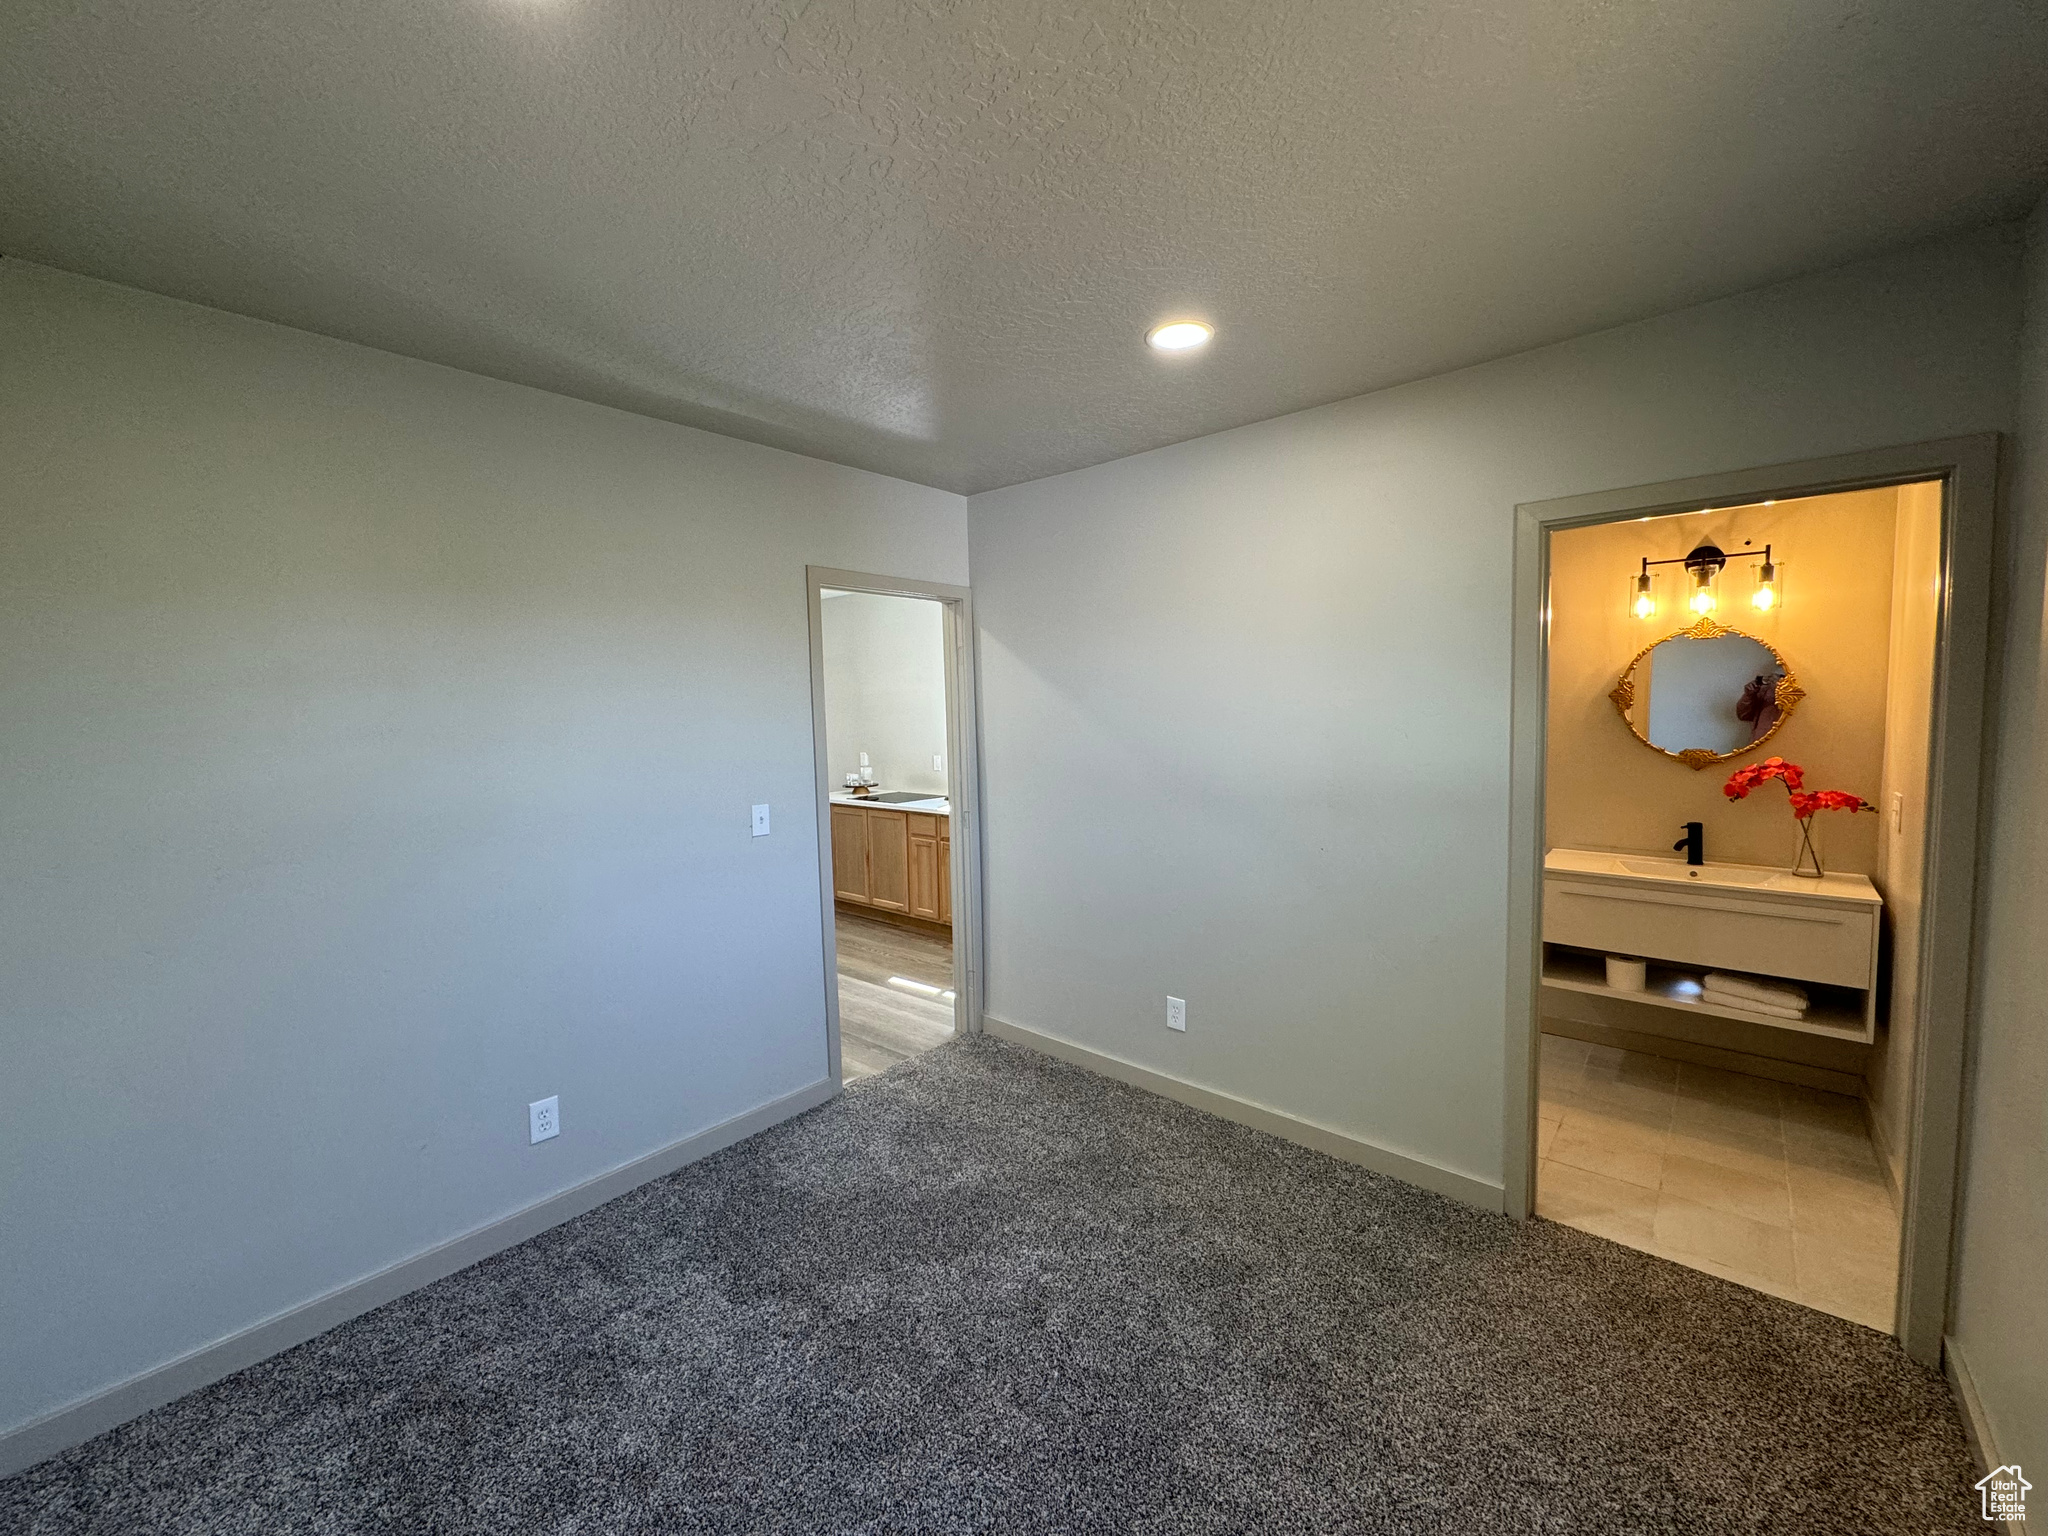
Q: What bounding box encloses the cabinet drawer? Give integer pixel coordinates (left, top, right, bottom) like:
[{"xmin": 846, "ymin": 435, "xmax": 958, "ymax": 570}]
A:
[{"xmin": 1543, "ymin": 879, "xmax": 1874, "ymax": 988}]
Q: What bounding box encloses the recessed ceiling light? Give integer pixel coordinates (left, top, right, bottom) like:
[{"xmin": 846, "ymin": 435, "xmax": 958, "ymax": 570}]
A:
[{"xmin": 1147, "ymin": 320, "xmax": 1213, "ymax": 352}]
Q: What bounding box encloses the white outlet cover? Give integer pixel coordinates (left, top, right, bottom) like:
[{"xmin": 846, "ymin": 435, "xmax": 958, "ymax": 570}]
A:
[
  {"xmin": 1167, "ymin": 996, "xmax": 1187, "ymax": 1032},
  {"xmin": 529, "ymin": 1096, "xmax": 559, "ymax": 1144},
  {"xmin": 752, "ymin": 803, "xmax": 771, "ymax": 837}
]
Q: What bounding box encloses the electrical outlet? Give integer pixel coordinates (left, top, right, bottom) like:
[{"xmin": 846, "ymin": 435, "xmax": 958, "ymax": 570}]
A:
[
  {"xmin": 752, "ymin": 803, "xmax": 771, "ymax": 837},
  {"xmin": 1166, "ymin": 996, "xmax": 1187, "ymax": 1032},
  {"xmin": 529, "ymin": 1096, "xmax": 559, "ymax": 1144}
]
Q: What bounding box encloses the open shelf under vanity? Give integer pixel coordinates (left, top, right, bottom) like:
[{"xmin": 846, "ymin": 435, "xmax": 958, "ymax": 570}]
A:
[{"xmin": 1540, "ymin": 944, "xmax": 1873, "ymax": 1043}]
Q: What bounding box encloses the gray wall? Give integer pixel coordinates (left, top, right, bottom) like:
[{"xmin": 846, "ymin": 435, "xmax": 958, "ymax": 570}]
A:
[
  {"xmin": 968, "ymin": 227, "xmax": 2020, "ymax": 1197},
  {"xmin": 1949, "ymin": 194, "xmax": 2048, "ymax": 1478},
  {"xmin": 0, "ymin": 261, "xmax": 966, "ymax": 1438},
  {"xmin": 820, "ymin": 591, "xmax": 950, "ymax": 796}
]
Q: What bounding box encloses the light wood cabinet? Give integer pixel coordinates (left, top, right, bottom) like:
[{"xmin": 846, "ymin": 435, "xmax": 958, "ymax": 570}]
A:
[
  {"xmin": 830, "ymin": 805, "xmax": 869, "ymax": 902},
  {"xmin": 866, "ymin": 809, "xmax": 909, "ymax": 912},
  {"xmin": 833, "ymin": 802, "xmax": 951, "ymax": 928},
  {"xmin": 907, "ymin": 813, "xmax": 942, "ymax": 920}
]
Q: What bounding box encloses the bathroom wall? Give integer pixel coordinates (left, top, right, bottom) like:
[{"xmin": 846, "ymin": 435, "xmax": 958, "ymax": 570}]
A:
[
  {"xmin": 1545, "ymin": 487, "xmax": 1900, "ymax": 877},
  {"xmin": 820, "ymin": 591, "xmax": 950, "ymax": 796},
  {"xmin": 1864, "ymin": 481, "xmax": 1943, "ymax": 1185}
]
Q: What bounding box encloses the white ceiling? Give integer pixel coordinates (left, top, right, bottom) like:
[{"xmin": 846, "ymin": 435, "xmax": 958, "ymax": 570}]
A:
[{"xmin": 3, "ymin": 1, "xmax": 2044, "ymax": 494}]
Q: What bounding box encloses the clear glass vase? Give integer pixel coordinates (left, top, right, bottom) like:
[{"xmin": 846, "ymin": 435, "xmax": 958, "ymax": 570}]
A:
[{"xmin": 1791, "ymin": 816, "xmax": 1824, "ymax": 878}]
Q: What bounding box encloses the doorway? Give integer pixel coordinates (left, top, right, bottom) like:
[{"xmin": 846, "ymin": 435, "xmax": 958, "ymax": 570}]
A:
[
  {"xmin": 1504, "ymin": 437, "xmax": 1998, "ymax": 1364},
  {"xmin": 805, "ymin": 567, "xmax": 980, "ymax": 1087}
]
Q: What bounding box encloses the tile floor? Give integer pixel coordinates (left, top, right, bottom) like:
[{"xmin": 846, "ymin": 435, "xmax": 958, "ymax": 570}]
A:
[{"xmin": 1536, "ymin": 1032, "xmax": 1901, "ymax": 1329}]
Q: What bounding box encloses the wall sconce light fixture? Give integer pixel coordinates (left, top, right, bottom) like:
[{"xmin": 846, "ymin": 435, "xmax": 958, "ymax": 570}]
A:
[
  {"xmin": 1753, "ymin": 556, "xmax": 1778, "ymax": 611},
  {"xmin": 1688, "ymin": 560, "xmax": 1719, "ymax": 616},
  {"xmin": 1634, "ymin": 541, "xmax": 1776, "ymax": 619}
]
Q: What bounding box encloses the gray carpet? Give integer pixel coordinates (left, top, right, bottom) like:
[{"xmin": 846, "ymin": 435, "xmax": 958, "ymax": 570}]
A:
[{"xmin": 3, "ymin": 1038, "xmax": 1983, "ymax": 1534}]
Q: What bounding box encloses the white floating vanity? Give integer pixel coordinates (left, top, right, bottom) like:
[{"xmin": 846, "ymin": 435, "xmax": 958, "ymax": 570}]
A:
[{"xmin": 1541, "ymin": 847, "xmax": 1882, "ymax": 1043}]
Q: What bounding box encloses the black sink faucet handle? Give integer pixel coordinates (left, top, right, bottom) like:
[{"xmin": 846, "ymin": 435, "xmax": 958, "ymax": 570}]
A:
[{"xmin": 1674, "ymin": 821, "xmax": 1705, "ymax": 866}]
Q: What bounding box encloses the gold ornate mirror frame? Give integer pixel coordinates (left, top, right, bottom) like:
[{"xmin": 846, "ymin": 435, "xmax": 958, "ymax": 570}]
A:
[{"xmin": 1609, "ymin": 616, "xmax": 1805, "ymax": 770}]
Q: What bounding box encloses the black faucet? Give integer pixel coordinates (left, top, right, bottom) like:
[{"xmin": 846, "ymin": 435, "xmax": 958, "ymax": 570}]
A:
[{"xmin": 1674, "ymin": 821, "xmax": 1704, "ymax": 866}]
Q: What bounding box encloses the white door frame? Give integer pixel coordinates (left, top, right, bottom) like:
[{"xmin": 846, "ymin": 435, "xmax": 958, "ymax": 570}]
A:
[
  {"xmin": 805, "ymin": 566, "xmax": 984, "ymax": 1087},
  {"xmin": 1504, "ymin": 434, "xmax": 1999, "ymax": 1365}
]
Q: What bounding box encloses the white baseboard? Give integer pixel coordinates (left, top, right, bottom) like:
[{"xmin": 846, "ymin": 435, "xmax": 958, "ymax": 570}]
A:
[
  {"xmin": 1862, "ymin": 1094, "xmax": 1905, "ymax": 1208},
  {"xmin": 983, "ymin": 1015, "xmax": 1504, "ymax": 1213},
  {"xmin": 0, "ymin": 1076, "xmax": 839, "ymax": 1480},
  {"xmin": 1945, "ymin": 1335, "xmax": 2023, "ymax": 1535}
]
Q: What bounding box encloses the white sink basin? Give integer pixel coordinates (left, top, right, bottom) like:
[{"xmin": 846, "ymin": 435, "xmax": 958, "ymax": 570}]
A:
[
  {"xmin": 1544, "ymin": 847, "xmax": 1878, "ymax": 900},
  {"xmin": 1611, "ymin": 856, "xmax": 1780, "ymax": 887}
]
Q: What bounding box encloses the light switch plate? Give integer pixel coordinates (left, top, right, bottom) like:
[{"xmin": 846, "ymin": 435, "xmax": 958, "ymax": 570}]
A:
[
  {"xmin": 752, "ymin": 804, "xmax": 771, "ymax": 837},
  {"xmin": 1167, "ymin": 996, "xmax": 1187, "ymax": 1032}
]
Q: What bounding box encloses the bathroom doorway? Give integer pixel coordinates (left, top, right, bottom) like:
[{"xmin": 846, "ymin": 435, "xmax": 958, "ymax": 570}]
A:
[
  {"xmin": 805, "ymin": 567, "xmax": 981, "ymax": 1086},
  {"xmin": 1504, "ymin": 437, "xmax": 1997, "ymax": 1364}
]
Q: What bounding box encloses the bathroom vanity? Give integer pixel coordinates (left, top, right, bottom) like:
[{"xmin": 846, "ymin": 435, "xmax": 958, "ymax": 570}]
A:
[{"xmin": 1541, "ymin": 847, "xmax": 1882, "ymax": 1042}]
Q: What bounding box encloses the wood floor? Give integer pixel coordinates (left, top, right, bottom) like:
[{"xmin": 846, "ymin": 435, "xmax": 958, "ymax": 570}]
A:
[{"xmin": 836, "ymin": 909, "xmax": 955, "ymax": 1083}]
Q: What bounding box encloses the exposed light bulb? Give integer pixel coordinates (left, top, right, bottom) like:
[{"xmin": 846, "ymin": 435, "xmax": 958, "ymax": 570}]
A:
[
  {"xmin": 1753, "ymin": 559, "xmax": 1777, "ymax": 611},
  {"xmin": 1633, "ymin": 573, "xmax": 1655, "ymax": 619},
  {"xmin": 1689, "ymin": 572, "xmax": 1717, "ymax": 615}
]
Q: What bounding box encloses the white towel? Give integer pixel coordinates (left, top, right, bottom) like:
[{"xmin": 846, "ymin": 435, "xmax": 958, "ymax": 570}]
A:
[
  {"xmin": 1703, "ymin": 971, "xmax": 1809, "ymax": 1010},
  {"xmin": 1701, "ymin": 988, "xmax": 1805, "ymax": 1021}
]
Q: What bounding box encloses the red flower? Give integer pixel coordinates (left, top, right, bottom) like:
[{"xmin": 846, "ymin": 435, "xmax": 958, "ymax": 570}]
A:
[
  {"xmin": 1723, "ymin": 756, "xmax": 1805, "ymax": 800},
  {"xmin": 1724, "ymin": 758, "xmax": 1871, "ymax": 819},
  {"xmin": 1788, "ymin": 789, "xmax": 1873, "ymax": 821}
]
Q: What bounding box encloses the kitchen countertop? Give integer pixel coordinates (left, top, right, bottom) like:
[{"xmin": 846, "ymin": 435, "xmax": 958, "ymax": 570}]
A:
[{"xmin": 831, "ymin": 793, "xmax": 950, "ymax": 817}]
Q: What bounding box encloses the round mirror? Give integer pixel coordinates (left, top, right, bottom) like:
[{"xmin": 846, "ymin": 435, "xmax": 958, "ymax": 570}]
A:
[{"xmin": 1609, "ymin": 619, "xmax": 1804, "ymax": 769}]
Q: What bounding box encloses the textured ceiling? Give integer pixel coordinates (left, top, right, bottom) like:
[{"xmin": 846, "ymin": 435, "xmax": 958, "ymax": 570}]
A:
[{"xmin": 3, "ymin": 1, "xmax": 2045, "ymax": 494}]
